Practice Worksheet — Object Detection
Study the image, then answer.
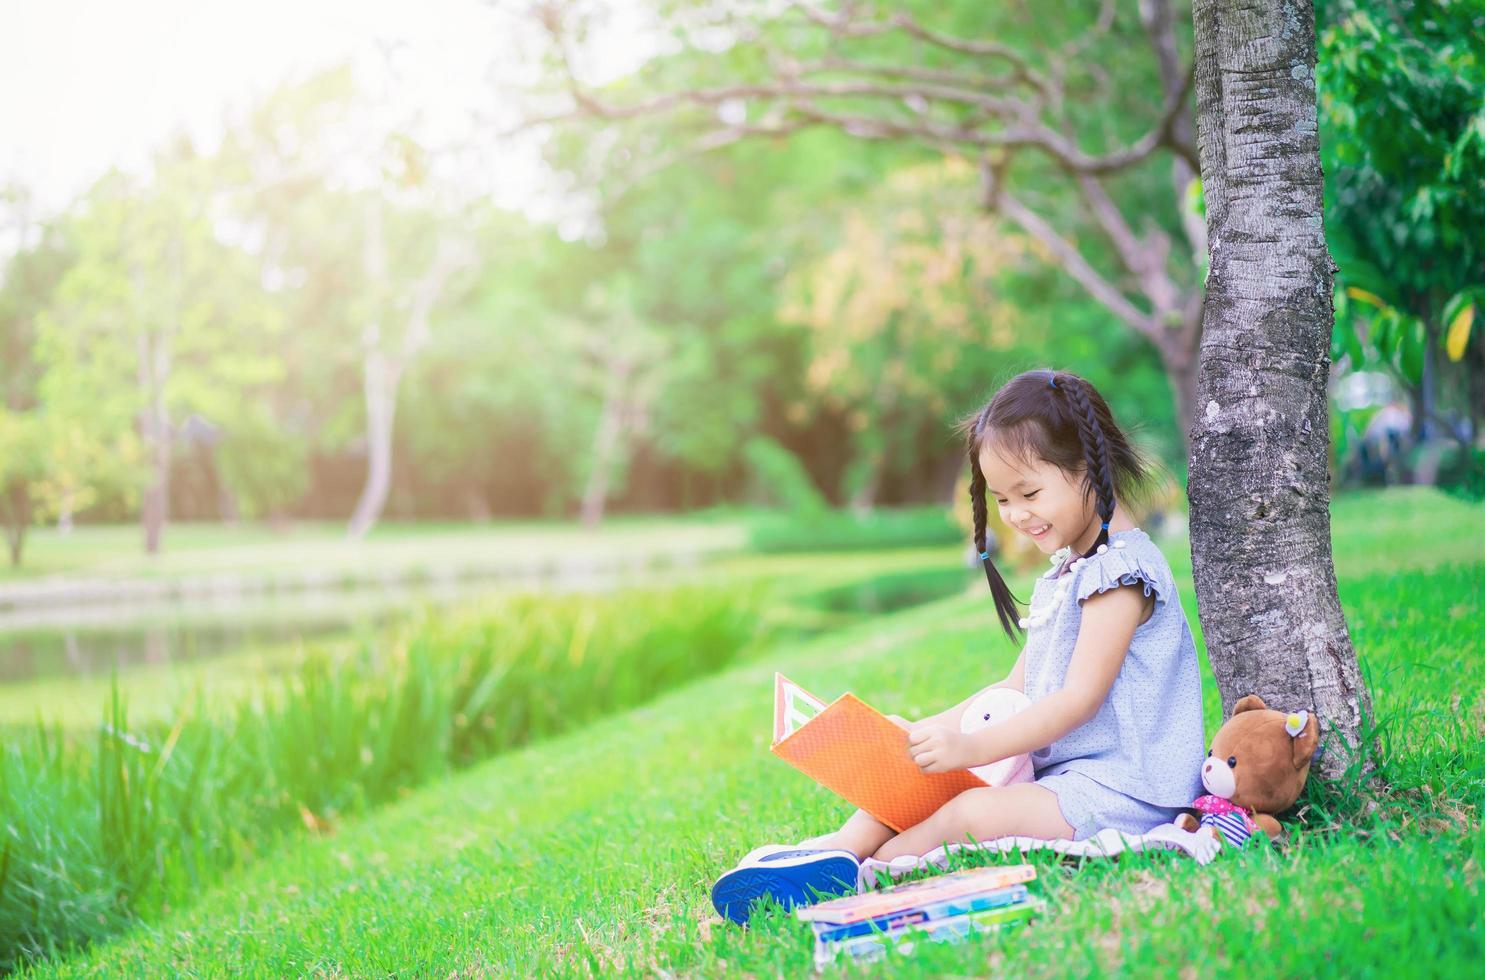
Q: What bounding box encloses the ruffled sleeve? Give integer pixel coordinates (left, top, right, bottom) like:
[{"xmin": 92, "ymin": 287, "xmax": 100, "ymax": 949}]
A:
[{"xmin": 1068, "ymin": 545, "xmax": 1168, "ymax": 608}]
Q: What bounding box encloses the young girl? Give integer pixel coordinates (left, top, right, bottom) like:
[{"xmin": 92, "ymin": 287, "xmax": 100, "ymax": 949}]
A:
[{"xmin": 711, "ymin": 369, "xmax": 1204, "ymax": 926}]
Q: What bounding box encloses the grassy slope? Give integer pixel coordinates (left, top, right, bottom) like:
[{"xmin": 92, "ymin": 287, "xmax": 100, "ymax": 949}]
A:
[{"xmin": 29, "ymin": 490, "xmax": 1485, "ymax": 977}]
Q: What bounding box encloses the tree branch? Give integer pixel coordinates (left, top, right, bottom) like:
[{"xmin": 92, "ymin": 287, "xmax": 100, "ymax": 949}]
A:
[
  {"xmin": 1076, "ymin": 173, "xmax": 1182, "ymax": 316},
  {"xmin": 560, "ymin": 78, "xmax": 1028, "ymax": 123},
  {"xmin": 527, "ymin": 4, "xmax": 1198, "ymax": 176},
  {"xmin": 526, "ymin": 3, "xmax": 1202, "ymax": 366},
  {"xmin": 790, "ymin": 2, "xmax": 1051, "ymax": 90},
  {"xmin": 531, "ymin": 64, "xmax": 1197, "ymax": 177},
  {"xmin": 997, "ymin": 191, "xmax": 1162, "ymax": 347},
  {"xmin": 402, "ymin": 236, "xmax": 475, "ymax": 360},
  {"xmin": 787, "ymin": 55, "xmax": 1032, "ymax": 96}
]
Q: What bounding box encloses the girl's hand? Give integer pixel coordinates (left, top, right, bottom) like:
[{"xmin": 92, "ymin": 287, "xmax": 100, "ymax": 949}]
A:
[
  {"xmin": 907, "ymin": 724, "xmax": 970, "ymax": 774},
  {"xmin": 886, "ymin": 714, "xmax": 916, "ymax": 730}
]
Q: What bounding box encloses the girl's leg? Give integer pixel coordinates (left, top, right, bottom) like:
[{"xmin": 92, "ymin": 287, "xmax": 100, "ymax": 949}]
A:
[
  {"xmin": 871, "ymin": 784, "xmax": 1075, "ymax": 862},
  {"xmin": 805, "ymin": 808, "xmax": 897, "ymax": 861}
]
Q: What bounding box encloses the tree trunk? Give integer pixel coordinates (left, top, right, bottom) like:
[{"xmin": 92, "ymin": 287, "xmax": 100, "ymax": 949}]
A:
[
  {"xmin": 347, "ymin": 350, "xmax": 400, "ymax": 541},
  {"xmin": 138, "ymin": 330, "xmax": 172, "ymax": 556},
  {"xmin": 3, "ymin": 483, "xmax": 26, "ymax": 567},
  {"xmin": 464, "ymin": 486, "xmax": 492, "ymax": 523},
  {"xmin": 142, "ymin": 425, "xmax": 170, "ymax": 555},
  {"xmin": 345, "ymin": 204, "xmax": 467, "ymax": 540},
  {"xmin": 580, "ymin": 361, "xmax": 630, "ymax": 530},
  {"xmin": 58, "ymin": 500, "xmax": 74, "ymax": 535},
  {"xmin": 1189, "ymin": 0, "xmax": 1371, "ymax": 782},
  {"xmin": 1160, "ymin": 341, "xmax": 1200, "ymax": 454},
  {"xmin": 847, "ymin": 457, "xmax": 881, "ymax": 514}
]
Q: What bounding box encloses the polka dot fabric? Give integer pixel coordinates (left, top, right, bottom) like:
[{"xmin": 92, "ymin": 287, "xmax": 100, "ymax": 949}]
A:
[{"xmin": 1021, "ymin": 528, "xmax": 1204, "ymax": 836}]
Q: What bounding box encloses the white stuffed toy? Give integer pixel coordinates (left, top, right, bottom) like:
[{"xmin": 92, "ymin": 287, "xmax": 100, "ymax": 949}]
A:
[{"xmin": 959, "ymin": 687, "xmax": 1036, "ymax": 787}]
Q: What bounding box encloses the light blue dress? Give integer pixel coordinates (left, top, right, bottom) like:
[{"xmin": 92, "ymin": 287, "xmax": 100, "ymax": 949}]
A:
[{"xmin": 1021, "ymin": 527, "xmax": 1204, "ymax": 839}]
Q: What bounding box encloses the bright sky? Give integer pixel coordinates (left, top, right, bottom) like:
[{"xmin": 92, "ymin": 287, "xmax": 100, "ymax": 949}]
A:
[{"xmin": 0, "ymin": 0, "xmax": 660, "ymax": 224}]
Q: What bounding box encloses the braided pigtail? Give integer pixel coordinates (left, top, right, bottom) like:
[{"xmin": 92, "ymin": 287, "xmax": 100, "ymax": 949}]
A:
[
  {"xmin": 961, "ymin": 368, "xmax": 1151, "ymax": 641},
  {"xmin": 967, "ymin": 415, "xmax": 1025, "ymax": 640},
  {"xmin": 1057, "ymin": 373, "xmax": 1118, "ymax": 558}
]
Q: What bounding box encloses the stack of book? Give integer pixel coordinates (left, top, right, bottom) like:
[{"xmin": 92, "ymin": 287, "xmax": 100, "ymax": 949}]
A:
[{"xmin": 795, "ymin": 864, "xmax": 1044, "ymax": 969}]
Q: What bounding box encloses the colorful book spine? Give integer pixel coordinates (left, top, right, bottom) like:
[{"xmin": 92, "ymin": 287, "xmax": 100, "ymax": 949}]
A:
[
  {"xmin": 796, "ymin": 863, "xmax": 1037, "ymax": 923},
  {"xmin": 810, "ymin": 884, "xmax": 1029, "ymax": 944},
  {"xmin": 812, "ymin": 898, "xmax": 1044, "ymax": 970}
]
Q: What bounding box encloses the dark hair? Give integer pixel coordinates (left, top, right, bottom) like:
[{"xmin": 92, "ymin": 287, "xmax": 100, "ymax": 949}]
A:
[{"xmin": 956, "ymin": 369, "xmax": 1154, "ymax": 640}]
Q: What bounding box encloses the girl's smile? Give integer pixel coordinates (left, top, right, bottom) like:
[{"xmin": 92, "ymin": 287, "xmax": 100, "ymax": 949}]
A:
[{"xmin": 979, "ymin": 444, "xmax": 1132, "ymax": 556}]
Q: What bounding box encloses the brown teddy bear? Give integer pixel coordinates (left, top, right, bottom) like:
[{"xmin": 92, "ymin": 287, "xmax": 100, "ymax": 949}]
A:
[{"xmin": 1174, "ymin": 694, "xmax": 1320, "ymax": 847}]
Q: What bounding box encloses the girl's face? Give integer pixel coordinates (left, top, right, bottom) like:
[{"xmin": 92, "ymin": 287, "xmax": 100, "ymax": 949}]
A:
[{"xmin": 978, "ymin": 444, "xmax": 1097, "ymax": 556}]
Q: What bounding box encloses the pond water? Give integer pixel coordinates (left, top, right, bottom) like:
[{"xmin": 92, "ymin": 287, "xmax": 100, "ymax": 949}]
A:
[
  {"xmin": 0, "ymin": 559, "xmax": 676, "ymax": 684},
  {"xmin": 802, "ymin": 567, "xmax": 973, "ymax": 616},
  {"xmin": 0, "ymin": 563, "xmax": 975, "ymax": 686},
  {"xmin": 0, "ymin": 581, "xmax": 505, "ymax": 683}
]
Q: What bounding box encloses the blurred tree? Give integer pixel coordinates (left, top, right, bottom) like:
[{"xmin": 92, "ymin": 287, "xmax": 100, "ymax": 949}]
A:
[
  {"xmin": 34, "ymin": 149, "xmax": 285, "ymax": 554},
  {"xmin": 214, "ymin": 70, "xmax": 367, "ymax": 520},
  {"xmin": 1317, "ymin": 0, "xmax": 1485, "ymax": 472},
  {"xmin": 565, "ymin": 280, "xmax": 674, "ymax": 527},
  {"xmin": 778, "ymin": 157, "xmax": 1144, "ymax": 508},
  {"xmin": 0, "ymin": 183, "xmax": 60, "ymax": 564},
  {"xmin": 0, "ymin": 408, "xmax": 42, "ymax": 565},
  {"xmin": 0, "ymin": 186, "xmax": 142, "ymax": 558},
  {"xmin": 547, "ymin": 124, "xmax": 883, "ymax": 512},
  {"xmin": 218, "ymin": 67, "xmax": 476, "ymax": 537},
  {"xmin": 543, "ymin": 79, "xmax": 1181, "ymax": 513},
  {"xmin": 531, "ymin": 0, "xmax": 1210, "ymax": 441},
  {"xmin": 539, "ymin": 119, "xmax": 897, "ymax": 511},
  {"xmin": 398, "ymin": 210, "xmax": 586, "ymax": 520},
  {"xmin": 345, "ymin": 196, "xmax": 474, "ymax": 538}
]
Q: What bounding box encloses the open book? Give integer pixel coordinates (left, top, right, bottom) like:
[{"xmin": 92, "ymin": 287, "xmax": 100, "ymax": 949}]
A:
[{"xmin": 770, "ymin": 674, "xmax": 1032, "ymax": 833}]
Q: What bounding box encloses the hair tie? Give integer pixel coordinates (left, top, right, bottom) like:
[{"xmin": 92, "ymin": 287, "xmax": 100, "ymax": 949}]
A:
[
  {"xmin": 1101, "ymin": 522, "xmax": 1110, "ymax": 530},
  {"xmin": 1047, "ymin": 374, "xmax": 1058, "ymax": 389},
  {"xmin": 978, "ymin": 551, "xmax": 990, "ymax": 560}
]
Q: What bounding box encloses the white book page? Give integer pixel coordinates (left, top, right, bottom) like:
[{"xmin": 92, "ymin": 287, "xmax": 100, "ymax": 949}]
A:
[{"xmin": 774, "ymin": 673, "xmax": 828, "ymax": 742}]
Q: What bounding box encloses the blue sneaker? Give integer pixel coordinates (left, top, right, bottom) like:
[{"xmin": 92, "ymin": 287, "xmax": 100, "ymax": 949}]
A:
[{"xmin": 710, "ymin": 847, "xmax": 861, "ymax": 927}]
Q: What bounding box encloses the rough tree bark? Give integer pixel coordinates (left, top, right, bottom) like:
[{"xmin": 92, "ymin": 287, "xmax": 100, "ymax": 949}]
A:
[{"xmin": 1189, "ymin": 0, "xmax": 1371, "ymax": 780}]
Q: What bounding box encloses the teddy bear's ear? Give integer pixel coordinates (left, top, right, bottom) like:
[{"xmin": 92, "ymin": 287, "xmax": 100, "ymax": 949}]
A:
[
  {"xmin": 1289, "ymin": 711, "xmax": 1320, "ymax": 770},
  {"xmin": 1232, "ymin": 694, "xmax": 1269, "ymax": 715}
]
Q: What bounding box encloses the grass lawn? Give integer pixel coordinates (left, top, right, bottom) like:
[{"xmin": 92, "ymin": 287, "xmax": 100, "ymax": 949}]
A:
[{"xmin": 19, "ymin": 489, "xmax": 1485, "ymax": 976}]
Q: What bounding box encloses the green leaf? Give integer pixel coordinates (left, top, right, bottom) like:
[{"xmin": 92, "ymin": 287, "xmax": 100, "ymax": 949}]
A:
[{"xmin": 1397, "ymin": 315, "xmax": 1426, "ymax": 385}]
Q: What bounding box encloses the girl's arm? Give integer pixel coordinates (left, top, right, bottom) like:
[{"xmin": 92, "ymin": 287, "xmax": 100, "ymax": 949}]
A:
[
  {"xmin": 891, "ymin": 651, "xmax": 1025, "ymax": 730},
  {"xmin": 909, "ymin": 586, "xmax": 1143, "ymax": 771}
]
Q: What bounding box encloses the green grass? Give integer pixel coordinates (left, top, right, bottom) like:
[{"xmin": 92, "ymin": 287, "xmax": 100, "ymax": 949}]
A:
[
  {"xmin": 19, "ymin": 488, "xmax": 1484, "ymax": 977},
  {"xmin": 0, "ymin": 585, "xmax": 767, "ymax": 973},
  {"xmin": 747, "ymin": 506, "xmax": 962, "ymax": 554}
]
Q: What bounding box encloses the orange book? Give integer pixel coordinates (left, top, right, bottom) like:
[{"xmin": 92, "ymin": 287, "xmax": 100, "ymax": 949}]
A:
[{"xmin": 771, "ymin": 673, "xmax": 989, "ymax": 833}]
